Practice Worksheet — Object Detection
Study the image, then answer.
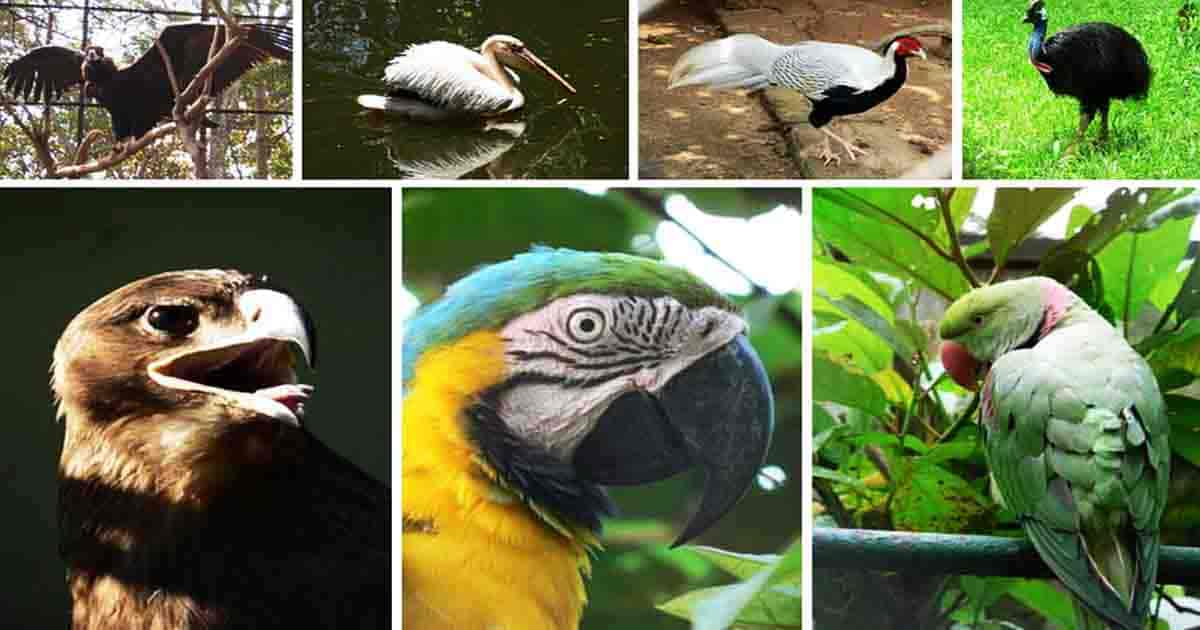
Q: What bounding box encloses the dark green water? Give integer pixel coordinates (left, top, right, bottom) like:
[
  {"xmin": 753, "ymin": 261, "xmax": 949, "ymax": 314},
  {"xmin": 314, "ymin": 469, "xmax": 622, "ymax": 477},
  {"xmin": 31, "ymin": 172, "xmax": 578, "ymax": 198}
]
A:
[{"xmin": 303, "ymin": 0, "xmax": 628, "ymax": 179}]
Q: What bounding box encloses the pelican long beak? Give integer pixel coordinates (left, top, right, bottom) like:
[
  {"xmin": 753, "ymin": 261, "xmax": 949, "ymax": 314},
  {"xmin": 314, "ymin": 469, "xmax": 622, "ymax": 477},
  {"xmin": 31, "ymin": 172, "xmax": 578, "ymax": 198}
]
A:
[{"xmin": 517, "ymin": 49, "xmax": 577, "ymax": 94}]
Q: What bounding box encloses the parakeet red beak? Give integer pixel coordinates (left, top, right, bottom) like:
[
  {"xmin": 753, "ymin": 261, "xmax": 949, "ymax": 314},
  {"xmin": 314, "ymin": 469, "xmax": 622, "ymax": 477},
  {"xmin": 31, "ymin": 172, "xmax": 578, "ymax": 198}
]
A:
[{"xmin": 940, "ymin": 340, "xmax": 983, "ymax": 391}]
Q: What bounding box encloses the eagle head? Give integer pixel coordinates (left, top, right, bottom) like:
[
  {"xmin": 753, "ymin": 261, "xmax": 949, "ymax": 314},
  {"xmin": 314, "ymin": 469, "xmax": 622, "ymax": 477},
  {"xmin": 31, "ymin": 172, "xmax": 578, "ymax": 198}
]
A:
[{"xmin": 52, "ymin": 269, "xmax": 316, "ymax": 500}]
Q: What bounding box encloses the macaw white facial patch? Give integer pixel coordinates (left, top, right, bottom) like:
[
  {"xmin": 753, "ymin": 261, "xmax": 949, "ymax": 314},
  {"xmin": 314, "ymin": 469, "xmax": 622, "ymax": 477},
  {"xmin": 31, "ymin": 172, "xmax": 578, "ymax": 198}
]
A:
[{"xmin": 494, "ymin": 294, "xmax": 745, "ymax": 457}]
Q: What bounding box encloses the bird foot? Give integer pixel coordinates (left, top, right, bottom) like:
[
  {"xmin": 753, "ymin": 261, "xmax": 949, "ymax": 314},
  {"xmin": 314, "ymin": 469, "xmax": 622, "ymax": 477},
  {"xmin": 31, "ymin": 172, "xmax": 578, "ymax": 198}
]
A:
[
  {"xmin": 804, "ymin": 138, "xmax": 841, "ymax": 166},
  {"xmin": 828, "ymin": 135, "xmax": 869, "ymax": 162}
]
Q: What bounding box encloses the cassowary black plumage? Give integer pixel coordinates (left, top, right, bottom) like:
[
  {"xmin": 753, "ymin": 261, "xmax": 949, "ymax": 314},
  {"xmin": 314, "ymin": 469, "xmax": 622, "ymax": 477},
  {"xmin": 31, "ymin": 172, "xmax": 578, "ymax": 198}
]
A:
[
  {"xmin": 1024, "ymin": 0, "xmax": 1151, "ymax": 151},
  {"xmin": 2, "ymin": 22, "xmax": 291, "ymax": 149}
]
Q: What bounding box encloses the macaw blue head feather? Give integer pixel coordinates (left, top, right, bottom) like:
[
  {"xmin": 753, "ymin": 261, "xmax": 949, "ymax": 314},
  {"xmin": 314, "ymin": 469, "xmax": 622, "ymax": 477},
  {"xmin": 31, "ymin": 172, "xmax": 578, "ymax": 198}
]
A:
[{"xmin": 402, "ymin": 247, "xmax": 734, "ymax": 383}]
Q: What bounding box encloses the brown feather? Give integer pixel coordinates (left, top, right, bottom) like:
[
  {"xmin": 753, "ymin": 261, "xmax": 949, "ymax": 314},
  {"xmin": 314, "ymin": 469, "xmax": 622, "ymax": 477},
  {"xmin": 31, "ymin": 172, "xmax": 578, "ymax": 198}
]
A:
[{"xmin": 54, "ymin": 270, "xmax": 388, "ymax": 630}]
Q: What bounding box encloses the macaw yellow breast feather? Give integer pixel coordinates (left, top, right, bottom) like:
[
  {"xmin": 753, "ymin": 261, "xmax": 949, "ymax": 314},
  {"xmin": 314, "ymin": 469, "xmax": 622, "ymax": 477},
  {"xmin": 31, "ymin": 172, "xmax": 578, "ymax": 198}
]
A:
[{"xmin": 403, "ymin": 330, "xmax": 590, "ymax": 630}]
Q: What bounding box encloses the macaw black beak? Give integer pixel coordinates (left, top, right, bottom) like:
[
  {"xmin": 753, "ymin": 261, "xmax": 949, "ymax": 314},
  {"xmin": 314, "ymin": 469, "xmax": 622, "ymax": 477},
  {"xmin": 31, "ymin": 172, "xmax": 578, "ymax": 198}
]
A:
[{"xmin": 572, "ymin": 334, "xmax": 774, "ymax": 546}]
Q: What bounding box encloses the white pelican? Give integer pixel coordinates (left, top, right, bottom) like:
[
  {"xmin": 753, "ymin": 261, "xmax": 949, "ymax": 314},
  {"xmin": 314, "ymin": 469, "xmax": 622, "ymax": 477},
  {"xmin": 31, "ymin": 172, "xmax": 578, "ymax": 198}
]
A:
[{"xmin": 357, "ymin": 35, "xmax": 576, "ymax": 119}]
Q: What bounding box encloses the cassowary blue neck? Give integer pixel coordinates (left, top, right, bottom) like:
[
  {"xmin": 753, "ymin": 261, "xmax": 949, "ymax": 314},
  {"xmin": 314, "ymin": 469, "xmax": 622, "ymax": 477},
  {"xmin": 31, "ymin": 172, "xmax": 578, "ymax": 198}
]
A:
[{"xmin": 1027, "ymin": 19, "xmax": 1047, "ymax": 62}]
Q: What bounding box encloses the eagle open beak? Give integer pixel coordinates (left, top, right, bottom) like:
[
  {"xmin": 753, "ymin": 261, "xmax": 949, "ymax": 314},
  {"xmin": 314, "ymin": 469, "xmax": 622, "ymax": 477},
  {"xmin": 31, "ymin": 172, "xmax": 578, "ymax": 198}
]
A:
[
  {"xmin": 571, "ymin": 334, "xmax": 774, "ymax": 546},
  {"xmin": 147, "ymin": 289, "xmax": 316, "ymax": 426},
  {"xmin": 516, "ymin": 49, "xmax": 577, "ymax": 94}
]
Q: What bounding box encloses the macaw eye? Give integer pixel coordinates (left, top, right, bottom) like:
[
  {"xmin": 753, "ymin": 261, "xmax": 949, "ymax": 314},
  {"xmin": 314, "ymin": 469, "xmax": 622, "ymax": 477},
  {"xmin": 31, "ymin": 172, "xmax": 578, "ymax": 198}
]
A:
[
  {"xmin": 566, "ymin": 307, "xmax": 606, "ymax": 343},
  {"xmin": 145, "ymin": 304, "xmax": 199, "ymax": 337},
  {"xmin": 973, "ymin": 315, "xmax": 985, "ymax": 326}
]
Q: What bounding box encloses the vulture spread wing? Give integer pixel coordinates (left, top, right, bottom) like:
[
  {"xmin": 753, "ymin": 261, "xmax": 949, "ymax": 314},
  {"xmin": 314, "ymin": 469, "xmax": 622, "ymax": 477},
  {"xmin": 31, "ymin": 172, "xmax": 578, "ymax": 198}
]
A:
[
  {"xmin": 121, "ymin": 22, "xmax": 293, "ymax": 99},
  {"xmin": 2, "ymin": 21, "xmax": 291, "ymax": 141},
  {"xmin": 2, "ymin": 45, "xmax": 85, "ymax": 102}
]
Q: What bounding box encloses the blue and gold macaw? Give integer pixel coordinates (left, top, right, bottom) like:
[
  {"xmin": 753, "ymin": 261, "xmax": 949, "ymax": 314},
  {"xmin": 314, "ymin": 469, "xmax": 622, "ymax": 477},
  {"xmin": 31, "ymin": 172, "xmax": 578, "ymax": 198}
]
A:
[{"xmin": 402, "ymin": 248, "xmax": 774, "ymax": 629}]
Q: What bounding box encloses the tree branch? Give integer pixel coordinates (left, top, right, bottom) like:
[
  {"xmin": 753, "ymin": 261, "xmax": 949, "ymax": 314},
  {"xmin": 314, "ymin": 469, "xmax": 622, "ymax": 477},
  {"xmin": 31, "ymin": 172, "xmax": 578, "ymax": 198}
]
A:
[{"xmin": 938, "ymin": 189, "xmax": 979, "ymax": 288}]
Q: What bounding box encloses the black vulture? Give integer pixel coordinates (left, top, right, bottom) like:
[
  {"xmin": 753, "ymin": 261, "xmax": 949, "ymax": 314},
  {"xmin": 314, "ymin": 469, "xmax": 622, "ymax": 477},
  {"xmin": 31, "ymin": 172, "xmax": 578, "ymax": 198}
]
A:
[{"xmin": 3, "ymin": 22, "xmax": 292, "ymax": 147}]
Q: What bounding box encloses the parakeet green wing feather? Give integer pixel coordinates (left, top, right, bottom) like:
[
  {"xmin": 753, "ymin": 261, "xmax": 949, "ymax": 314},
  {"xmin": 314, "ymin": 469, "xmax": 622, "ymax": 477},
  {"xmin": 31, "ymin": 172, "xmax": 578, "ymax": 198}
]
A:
[{"xmin": 987, "ymin": 342, "xmax": 1167, "ymax": 630}]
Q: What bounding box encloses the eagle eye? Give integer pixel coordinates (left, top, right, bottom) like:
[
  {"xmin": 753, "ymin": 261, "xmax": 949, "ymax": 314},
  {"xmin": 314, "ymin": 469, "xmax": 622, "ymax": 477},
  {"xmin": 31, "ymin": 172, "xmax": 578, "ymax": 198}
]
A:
[
  {"xmin": 146, "ymin": 304, "xmax": 199, "ymax": 337},
  {"xmin": 566, "ymin": 307, "xmax": 606, "ymax": 343}
]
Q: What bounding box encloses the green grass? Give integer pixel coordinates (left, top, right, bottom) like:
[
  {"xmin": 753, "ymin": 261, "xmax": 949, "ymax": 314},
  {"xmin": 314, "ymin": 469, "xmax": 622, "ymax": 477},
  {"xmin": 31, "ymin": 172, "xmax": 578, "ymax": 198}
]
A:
[{"xmin": 964, "ymin": 0, "xmax": 1200, "ymax": 179}]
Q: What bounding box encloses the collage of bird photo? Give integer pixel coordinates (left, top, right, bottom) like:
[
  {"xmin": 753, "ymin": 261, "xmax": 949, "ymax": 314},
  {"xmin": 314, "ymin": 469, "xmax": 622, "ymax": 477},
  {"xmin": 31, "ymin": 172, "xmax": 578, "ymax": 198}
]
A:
[{"xmin": 2, "ymin": 0, "xmax": 1200, "ymax": 628}]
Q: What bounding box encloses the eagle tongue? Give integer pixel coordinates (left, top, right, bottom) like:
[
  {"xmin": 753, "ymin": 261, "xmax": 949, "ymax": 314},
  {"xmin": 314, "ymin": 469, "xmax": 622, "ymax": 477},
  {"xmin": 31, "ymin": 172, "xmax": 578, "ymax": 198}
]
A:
[{"xmin": 254, "ymin": 384, "xmax": 313, "ymax": 415}]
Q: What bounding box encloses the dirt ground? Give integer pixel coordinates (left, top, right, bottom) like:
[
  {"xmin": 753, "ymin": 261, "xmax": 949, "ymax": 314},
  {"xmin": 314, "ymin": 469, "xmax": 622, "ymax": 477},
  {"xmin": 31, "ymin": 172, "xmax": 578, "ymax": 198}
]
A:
[{"xmin": 639, "ymin": 0, "xmax": 952, "ymax": 179}]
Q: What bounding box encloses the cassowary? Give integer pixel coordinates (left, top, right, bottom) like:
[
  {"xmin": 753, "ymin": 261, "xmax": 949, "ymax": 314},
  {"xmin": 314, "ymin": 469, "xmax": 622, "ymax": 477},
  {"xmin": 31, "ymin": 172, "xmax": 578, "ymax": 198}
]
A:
[
  {"xmin": 1024, "ymin": 0, "xmax": 1151, "ymax": 151},
  {"xmin": 668, "ymin": 34, "xmax": 927, "ymax": 166}
]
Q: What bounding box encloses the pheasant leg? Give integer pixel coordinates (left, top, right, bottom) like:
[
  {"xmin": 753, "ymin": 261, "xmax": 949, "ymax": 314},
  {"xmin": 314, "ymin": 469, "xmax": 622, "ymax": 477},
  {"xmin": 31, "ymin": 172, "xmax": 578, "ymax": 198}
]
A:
[{"xmin": 820, "ymin": 125, "xmax": 868, "ymax": 162}]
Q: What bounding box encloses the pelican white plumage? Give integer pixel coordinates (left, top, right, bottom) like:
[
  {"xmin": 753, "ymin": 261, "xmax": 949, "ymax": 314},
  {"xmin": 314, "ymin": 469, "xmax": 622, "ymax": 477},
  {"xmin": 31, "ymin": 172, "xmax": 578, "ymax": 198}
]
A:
[{"xmin": 357, "ymin": 35, "xmax": 576, "ymax": 120}]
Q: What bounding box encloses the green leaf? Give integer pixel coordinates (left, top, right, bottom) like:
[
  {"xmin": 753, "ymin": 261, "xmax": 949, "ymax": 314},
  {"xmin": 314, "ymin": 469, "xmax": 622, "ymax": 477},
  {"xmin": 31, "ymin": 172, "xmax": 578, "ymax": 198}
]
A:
[
  {"xmin": 1094, "ymin": 211, "xmax": 1193, "ymax": 327},
  {"xmin": 1165, "ymin": 257, "xmax": 1200, "ymax": 324},
  {"xmin": 1006, "ymin": 579, "xmax": 1076, "ymax": 629},
  {"xmin": 769, "ymin": 541, "xmax": 803, "ymax": 586},
  {"xmin": 682, "ymin": 546, "xmax": 778, "ymax": 580},
  {"xmin": 658, "ymin": 543, "xmax": 802, "ymax": 630},
  {"xmin": 817, "ymin": 288, "xmax": 914, "ymax": 360},
  {"xmin": 1143, "ymin": 319, "xmax": 1200, "ymax": 387},
  {"xmin": 812, "ymin": 465, "xmax": 869, "ymax": 489},
  {"xmin": 987, "ymin": 188, "xmax": 1078, "ymax": 269},
  {"xmin": 1149, "ymin": 259, "xmax": 1191, "ymax": 313},
  {"xmin": 1049, "ymin": 188, "xmax": 1194, "ymax": 260},
  {"xmin": 924, "ymin": 439, "xmax": 979, "ymax": 465},
  {"xmin": 1165, "ymin": 395, "xmax": 1200, "ymax": 466},
  {"xmin": 813, "ymin": 188, "xmax": 972, "ymax": 301},
  {"xmin": 813, "ymin": 259, "xmax": 895, "ymax": 373},
  {"xmin": 813, "ymin": 354, "xmax": 891, "ymax": 417},
  {"xmin": 948, "ymin": 188, "xmax": 979, "ymax": 233},
  {"xmin": 812, "ymin": 404, "xmax": 837, "ymax": 437},
  {"xmin": 891, "ymin": 460, "xmax": 991, "ymax": 533},
  {"xmin": 658, "ymin": 580, "xmax": 802, "ymax": 629}
]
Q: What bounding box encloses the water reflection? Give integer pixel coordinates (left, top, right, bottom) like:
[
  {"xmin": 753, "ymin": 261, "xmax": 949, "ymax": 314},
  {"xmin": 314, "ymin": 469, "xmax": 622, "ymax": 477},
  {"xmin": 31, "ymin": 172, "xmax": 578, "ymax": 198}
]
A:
[{"xmin": 359, "ymin": 113, "xmax": 526, "ymax": 179}]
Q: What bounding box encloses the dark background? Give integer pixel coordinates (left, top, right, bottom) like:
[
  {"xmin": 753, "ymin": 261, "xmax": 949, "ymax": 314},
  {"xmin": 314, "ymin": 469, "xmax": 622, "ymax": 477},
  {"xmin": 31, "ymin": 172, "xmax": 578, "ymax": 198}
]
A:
[{"xmin": 0, "ymin": 189, "xmax": 392, "ymax": 627}]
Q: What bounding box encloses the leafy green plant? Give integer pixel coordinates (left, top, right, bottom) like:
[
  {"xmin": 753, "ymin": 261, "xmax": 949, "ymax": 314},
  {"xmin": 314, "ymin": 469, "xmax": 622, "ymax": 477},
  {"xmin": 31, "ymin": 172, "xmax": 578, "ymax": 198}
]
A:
[
  {"xmin": 813, "ymin": 187, "xmax": 1200, "ymax": 628},
  {"xmin": 658, "ymin": 542, "xmax": 802, "ymax": 630}
]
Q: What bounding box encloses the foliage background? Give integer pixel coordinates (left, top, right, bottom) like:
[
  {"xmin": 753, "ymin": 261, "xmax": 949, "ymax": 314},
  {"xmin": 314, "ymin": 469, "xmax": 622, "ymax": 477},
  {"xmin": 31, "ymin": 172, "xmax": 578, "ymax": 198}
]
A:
[
  {"xmin": 0, "ymin": 0, "xmax": 293, "ymax": 179},
  {"xmin": 0, "ymin": 191, "xmax": 391, "ymax": 626},
  {"xmin": 813, "ymin": 186, "xmax": 1200, "ymax": 629},
  {"xmin": 402, "ymin": 188, "xmax": 801, "ymax": 629}
]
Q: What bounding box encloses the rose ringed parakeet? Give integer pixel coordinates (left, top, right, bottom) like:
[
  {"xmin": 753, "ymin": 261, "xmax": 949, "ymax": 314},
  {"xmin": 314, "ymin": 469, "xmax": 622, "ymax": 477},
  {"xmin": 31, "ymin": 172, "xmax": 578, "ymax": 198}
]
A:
[
  {"xmin": 402, "ymin": 248, "xmax": 774, "ymax": 630},
  {"xmin": 939, "ymin": 277, "xmax": 1169, "ymax": 630}
]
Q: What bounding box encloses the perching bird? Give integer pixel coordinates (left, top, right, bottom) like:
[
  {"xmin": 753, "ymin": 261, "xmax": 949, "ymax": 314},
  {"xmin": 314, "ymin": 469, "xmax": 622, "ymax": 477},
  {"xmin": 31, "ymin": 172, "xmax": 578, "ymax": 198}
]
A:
[
  {"xmin": 402, "ymin": 248, "xmax": 774, "ymax": 629},
  {"xmin": 1024, "ymin": 0, "xmax": 1151, "ymax": 151},
  {"xmin": 3, "ymin": 22, "xmax": 291, "ymax": 149},
  {"xmin": 668, "ymin": 33, "xmax": 927, "ymax": 165},
  {"xmin": 940, "ymin": 277, "xmax": 1168, "ymax": 630},
  {"xmin": 52, "ymin": 270, "xmax": 389, "ymax": 630},
  {"xmin": 357, "ymin": 34, "xmax": 576, "ymax": 120}
]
